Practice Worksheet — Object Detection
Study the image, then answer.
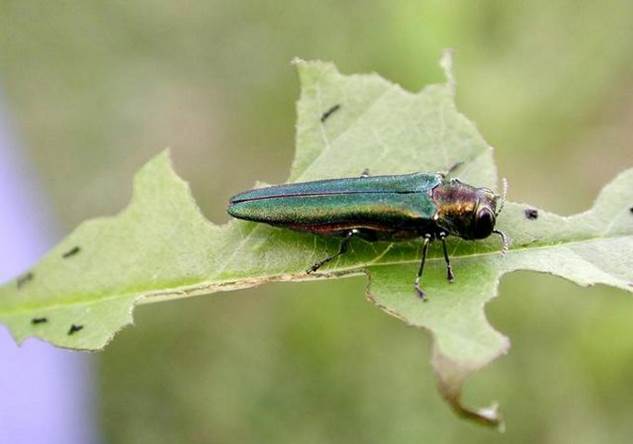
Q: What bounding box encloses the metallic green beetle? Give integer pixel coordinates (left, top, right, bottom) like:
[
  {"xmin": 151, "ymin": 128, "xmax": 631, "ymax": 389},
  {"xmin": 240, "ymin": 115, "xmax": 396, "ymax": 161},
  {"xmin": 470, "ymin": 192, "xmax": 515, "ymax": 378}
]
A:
[{"xmin": 227, "ymin": 169, "xmax": 508, "ymax": 299}]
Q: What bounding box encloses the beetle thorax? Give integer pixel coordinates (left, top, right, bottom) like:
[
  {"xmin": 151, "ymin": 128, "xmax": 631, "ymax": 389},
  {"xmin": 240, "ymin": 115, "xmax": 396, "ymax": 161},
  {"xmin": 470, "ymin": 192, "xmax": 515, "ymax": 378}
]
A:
[{"xmin": 431, "ymin": 179, "xmax": 497, "ymax": 239}]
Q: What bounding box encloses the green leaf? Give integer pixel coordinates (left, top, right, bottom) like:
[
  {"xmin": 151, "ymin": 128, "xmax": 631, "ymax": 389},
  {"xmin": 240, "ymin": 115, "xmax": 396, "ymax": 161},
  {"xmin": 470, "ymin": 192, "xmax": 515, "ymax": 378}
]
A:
[{"xmin": 1, "ymin": 53, "xmax": 632, "ymax": 428}]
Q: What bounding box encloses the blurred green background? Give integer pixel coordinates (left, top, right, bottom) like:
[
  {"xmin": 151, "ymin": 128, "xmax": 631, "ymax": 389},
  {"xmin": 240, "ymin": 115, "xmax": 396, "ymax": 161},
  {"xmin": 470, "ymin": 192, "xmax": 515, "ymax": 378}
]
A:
[{"xmin": 1, "ymin": 0, "xmax": 633, "ymax": 442}]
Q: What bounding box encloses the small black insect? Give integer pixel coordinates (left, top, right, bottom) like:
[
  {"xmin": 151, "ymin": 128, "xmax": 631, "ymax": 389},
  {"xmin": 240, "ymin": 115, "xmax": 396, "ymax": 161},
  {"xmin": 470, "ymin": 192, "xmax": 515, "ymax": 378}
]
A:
[
  {"xmin": 17, "ymin": 272, "xmax": 34, "ymax": 289},
  {"xmin": 31, "ymin": 317, "xmax": 48, "ymax": 325},
  {"xmin": 320, "ymin": 104, "xmax": 341, "ymax": 122},
  {"xmin": 629, "ymin": 206, "xmax": 633, "ymax": 214},
  {"xmin": 62, "ymin": 246, "xmax": 81, "ymax": 259},
  {"xmin": 524, "ymin": 208, "xmax": 539, "ymax": 220},
  {"xmin": 68, "ymin": 324, "xmax": 84, "ymax": 335}
]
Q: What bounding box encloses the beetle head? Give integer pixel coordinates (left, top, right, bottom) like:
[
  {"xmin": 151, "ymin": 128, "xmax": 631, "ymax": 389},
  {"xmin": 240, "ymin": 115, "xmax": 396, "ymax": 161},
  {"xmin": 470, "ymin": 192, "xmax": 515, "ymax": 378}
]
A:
[
  {"xmin": 471, "ymin": 187, "xmax": 498, "ymax": 239},
  {"xmin": 432, "ymin": 179, "xmax": 499, "ymax": 240}
]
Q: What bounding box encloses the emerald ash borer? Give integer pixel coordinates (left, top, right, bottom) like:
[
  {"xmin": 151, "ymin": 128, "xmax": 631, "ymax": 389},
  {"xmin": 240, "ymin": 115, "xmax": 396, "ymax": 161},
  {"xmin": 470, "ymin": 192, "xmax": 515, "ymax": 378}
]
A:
[{"xmin": 227, "ymin": 168, "xmax": 508, "ymax": 300}]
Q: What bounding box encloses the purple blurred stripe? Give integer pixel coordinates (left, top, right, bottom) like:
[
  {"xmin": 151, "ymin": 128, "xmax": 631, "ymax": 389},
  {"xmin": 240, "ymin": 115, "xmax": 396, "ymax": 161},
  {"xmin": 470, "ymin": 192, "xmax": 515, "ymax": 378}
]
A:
[{"xmin": 0, "ymin": 99, "xmax": 99, "ymax": 443}]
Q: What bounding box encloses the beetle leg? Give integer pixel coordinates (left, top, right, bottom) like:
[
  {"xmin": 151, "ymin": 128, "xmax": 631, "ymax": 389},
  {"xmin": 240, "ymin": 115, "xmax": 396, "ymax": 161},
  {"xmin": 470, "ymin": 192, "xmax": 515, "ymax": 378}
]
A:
[
  {"xmin": 414, "ymin": 234, "xmax": 432, "ymax": 300},
  {"xmin": 439, "ymin": 232, "xmax": 455, "ymax": 282},
  {"xmin": 360, "ymin": 168, "xmax": 370, "ymax": 178},
  {"xmin": 307, "ymin": 229, "xmax": 358, "ymax": 274}
]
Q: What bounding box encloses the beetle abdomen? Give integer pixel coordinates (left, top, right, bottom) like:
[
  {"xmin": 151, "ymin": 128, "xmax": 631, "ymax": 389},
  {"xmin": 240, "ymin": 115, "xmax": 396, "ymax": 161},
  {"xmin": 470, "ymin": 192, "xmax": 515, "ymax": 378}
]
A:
[
  {"xmin": 229, "ymin": 173, "xmax": 441, "ymax": 204},
  {"xmin": 227, "ymin": 173, "xmax": 441, "ymax": 236},
  {"xmin": 229, "ymin": 192, "xmax": 434, "ymax": 223}
]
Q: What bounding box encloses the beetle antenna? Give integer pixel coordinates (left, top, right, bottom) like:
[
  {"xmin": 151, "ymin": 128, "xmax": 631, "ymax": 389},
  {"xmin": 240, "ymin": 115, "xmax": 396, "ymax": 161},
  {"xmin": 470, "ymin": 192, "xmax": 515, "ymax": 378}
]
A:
[
  {"xmin": 496, "ymin": 178, "xmax": 508, "ymax": 217},
  {"xmin": 445, "ymin": 161, "xmax": 464, "ymax": 178},
  {"xmin": 493, "ymin": 229, "xmax": 510, "ymax": 255}
]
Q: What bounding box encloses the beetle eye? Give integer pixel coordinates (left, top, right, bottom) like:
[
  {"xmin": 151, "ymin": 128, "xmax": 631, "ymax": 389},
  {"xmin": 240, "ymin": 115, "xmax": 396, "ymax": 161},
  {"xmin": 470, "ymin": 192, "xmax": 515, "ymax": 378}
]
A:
[{"xmin": 473, "ymin": 207, "xmax": 495, "ymax": 239}]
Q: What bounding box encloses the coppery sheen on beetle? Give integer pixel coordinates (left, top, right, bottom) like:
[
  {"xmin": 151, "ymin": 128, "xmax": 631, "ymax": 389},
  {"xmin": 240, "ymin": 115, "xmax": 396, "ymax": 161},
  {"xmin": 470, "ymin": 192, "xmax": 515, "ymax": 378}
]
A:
[{"xmin": 228, "ymin": 171, "xmax": 508, "ymax": 299}]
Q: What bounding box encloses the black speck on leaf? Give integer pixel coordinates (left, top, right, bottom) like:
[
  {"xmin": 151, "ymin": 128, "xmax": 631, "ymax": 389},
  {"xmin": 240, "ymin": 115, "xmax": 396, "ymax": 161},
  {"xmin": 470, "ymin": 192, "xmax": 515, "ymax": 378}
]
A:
[
  {"xmin": 62, "ymin": 246, "xmax": 81, "ymax": 259},
  {"xmin": 524, "ymin": 208, "xmax": 539, "ymax": 220},
  {"xmin": 31, "ymin": 317, "xmax": 48, "ymax": 325},
  {"xmin": 16, "ymin": 272, "xmax": 34, "ymax": 289},
  {"xmin": 68, "ymin": 324, "xmax": 84, "ymax": 335},
  {"xmin": 320, "ymin": 104, "xmax": 341, "ymax": 123}
]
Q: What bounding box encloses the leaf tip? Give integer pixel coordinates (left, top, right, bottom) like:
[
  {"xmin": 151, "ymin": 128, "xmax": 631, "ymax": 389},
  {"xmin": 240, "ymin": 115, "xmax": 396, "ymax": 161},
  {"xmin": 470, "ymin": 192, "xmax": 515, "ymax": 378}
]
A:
[
  {"xmin": 432, "ymin": 344, "xmax": 507, "ymax": 430},
  {"xmin": 439, "ymin": 49, "xmax": 456, "ymax": 95},
  {"xmin": 151, "ymin": 147, "xmax": 174, "ymax": 167},
  {"xmin": 292, "ymin": 58, "xmax": 342, "ymax": 92},
  {"xmin": 131, "ymin": 148, "xmax": 190, "ymax": 205}
]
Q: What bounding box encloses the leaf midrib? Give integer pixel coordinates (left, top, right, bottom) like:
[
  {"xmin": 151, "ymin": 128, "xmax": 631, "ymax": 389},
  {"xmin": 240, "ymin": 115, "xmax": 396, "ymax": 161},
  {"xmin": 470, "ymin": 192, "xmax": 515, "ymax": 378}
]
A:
[{"xmin": 2, "ymin": 229, "xmax": 630, "ymax": 316}]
